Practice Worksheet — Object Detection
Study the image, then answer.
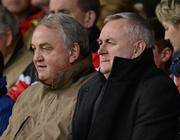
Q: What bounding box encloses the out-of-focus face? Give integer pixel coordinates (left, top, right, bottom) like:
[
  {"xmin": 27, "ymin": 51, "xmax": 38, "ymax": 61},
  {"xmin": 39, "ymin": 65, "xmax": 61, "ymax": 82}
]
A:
[
  {"xmin": 49, "ymin": 0, "xmax": 86, "ymax": 27},
  {"xmin": 32, "ymin": 25, "xmax": 71, "ymax": 85},
  {"xmin": 162, "ymin": 20, "xmax": 180, "ymax": 51},
  {"xmin": 2, "ymin": 0, "xmax": 31, "ymax": 14},
  {"xmin": 31, "ymin": 0, "xmax": 49, "ymax": 6},
  {"xmin": 98, "ymin": 19, "xmax": 136, "ymax": 78}
]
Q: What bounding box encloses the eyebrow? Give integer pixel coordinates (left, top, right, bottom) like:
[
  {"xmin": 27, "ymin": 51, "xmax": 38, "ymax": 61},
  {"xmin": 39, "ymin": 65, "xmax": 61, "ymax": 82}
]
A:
[
  {"xmin": 39, "ymin": 42, "xmax": 51, "ymax": 47},
  {"xmin": 31, "ymin": 42, "xmax": 51, "ymax": 48},
  {"xmin": 98, "ymin": 37, "xmax": 115, "ymax": 41}
]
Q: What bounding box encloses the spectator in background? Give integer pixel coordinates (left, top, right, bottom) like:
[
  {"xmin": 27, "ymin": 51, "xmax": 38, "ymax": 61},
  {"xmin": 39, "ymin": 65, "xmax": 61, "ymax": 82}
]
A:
[
  {"xmin": 2, "ymin": 0, "xmax": 44, "ymax": 38},
  {"xmin": 49, "ymin": 0, "xmax": 100, "ymax": 69},
  {"xmin": 97, "ymin": 0, "xmax": 136, "ymax": 29},
  {"xmin": 156, "ymin": 0, "xmax": 180, "ymax": 92},
  {"xmin": 156, "ymin": 0, "xmax": 180, "ymax": 51},
  {"xmin": 71, "ymin": 12, "xmax": 180, "ymax": 140},
  {"xmin": 0, "ymin": 13, "xmax": 95, "ymax": 140},
  {"xmin": 150, "ymin": 18, "xmax": 173, "ymax": 75}
]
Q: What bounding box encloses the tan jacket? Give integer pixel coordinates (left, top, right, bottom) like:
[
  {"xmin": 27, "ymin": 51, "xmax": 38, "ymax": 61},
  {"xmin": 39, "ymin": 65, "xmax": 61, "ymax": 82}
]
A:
[{"xmin": 1, "ymin": 56, "xmax": 95, "ymax": 140}]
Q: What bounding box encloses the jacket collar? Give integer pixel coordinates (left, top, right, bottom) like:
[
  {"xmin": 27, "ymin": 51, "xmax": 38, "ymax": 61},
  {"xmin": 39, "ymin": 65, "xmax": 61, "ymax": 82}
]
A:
[
  {"xmin": 108, "ymin": 48, "xmax": 156, "ymax": 82},
  {"xmin": 43, "ymin": 55, "xmax": 94, "ymax": 89}
]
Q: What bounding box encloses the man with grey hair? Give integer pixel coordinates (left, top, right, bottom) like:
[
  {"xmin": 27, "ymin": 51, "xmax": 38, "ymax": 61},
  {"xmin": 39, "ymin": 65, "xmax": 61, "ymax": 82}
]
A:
[
  {"xmin": 71, "ymin": 12, "xmax": 180, "ymax": 140},
  {"xmin": 0, "ymin": 13, "xmax": 95, "ymax": 140}
]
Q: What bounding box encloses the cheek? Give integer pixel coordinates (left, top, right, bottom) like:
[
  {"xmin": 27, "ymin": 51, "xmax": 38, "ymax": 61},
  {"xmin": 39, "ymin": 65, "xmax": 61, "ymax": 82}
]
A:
[
  {"xmin": 47, "ymin": 54, "xmax": 69, "ymax": 71},
  {"xmin": 109, "ymin": 47, "xmax": 133, "ymax": 60}
]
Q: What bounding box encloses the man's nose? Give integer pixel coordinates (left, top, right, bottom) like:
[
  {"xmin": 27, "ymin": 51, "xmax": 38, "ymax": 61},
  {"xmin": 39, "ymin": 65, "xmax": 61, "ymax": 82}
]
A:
[
  {"xmin": 33, "ymin": 49, "xmax": 43, "ymax": 62},
  {"xmin": 98, "ymin": 43, "xmax": 106, "ymax": 55}
]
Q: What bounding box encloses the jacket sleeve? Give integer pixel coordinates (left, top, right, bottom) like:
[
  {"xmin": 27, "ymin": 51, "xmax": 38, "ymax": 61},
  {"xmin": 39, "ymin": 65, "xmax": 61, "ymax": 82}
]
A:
[{"xmin": 131, "ymin": 76, "xmax": 180, "ymax": 140}]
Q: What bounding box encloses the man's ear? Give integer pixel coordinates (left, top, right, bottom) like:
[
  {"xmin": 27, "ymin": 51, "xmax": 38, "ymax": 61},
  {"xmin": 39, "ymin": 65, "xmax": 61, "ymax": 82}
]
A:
[
  {"xmin": 132, "ymin": 40, "xmax": 146, "ymax": 58},
  {"xmin": 84, "ymin": 10, "xmax": 96, "ymax": 28},
  {"xmin": 160, "ymin": 47, "xmax": 173, "ymax": 62},
  {"xmin": 69, "ymin": 43, "xmax": 80, "ymax": 63},
  {"xmin": 5, "ymin": 27, "xmax": 13, "ymax": 47}
]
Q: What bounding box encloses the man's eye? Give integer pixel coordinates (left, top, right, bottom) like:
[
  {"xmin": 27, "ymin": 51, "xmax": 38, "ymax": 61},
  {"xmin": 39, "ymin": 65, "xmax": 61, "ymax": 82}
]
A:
[
  {"xmin": 41, "ymin": 45, "xmax": 53, "ymax": 51},
  {"xmin": 97, "ymin": 40, "xmax": 102, "ymax": 45},
  {"xmin": 106, "ymin": 40, "xmax": 115, "ymax": 45}
]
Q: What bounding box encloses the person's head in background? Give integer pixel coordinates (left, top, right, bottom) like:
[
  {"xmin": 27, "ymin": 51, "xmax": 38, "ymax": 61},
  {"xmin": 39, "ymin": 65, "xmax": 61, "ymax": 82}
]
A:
[
  {"xmin": 150, "ymin": 18, "xmax": 173, "ymax": 74},
  {"xmin": 1, "ymin": 0, "xmax": 32, "ymax": 23},
  {"xmin": 156, "ymin": 0, "xmax": 180, "ymax": 51},
  {"xmin": 31, "ymin": 0, "xmax": 49, "ymax": 13},
  {"xmin": 31, "ymin": 13, "xmax": 90, "ymax": 87},
  {"xmin": 97, "ymin": 0, "xmax": 137, "ymax": 29},
  {"xmin": 98, "ymin": 12, "xmax": 154, "ymax": 78},
  {"xmin": 0, "ymin": 6, "xmax": 19, "ymax": 63},
  {"xmin": 49, "ymin": 0, "xmax": 100, "ymax": 29}
]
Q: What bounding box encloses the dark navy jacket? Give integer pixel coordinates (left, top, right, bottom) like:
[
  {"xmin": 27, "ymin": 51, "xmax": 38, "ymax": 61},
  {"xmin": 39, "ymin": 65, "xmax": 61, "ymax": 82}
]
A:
[{"xmin": 72, "ymin": 49, "xmax": 180, "ymax": 140}]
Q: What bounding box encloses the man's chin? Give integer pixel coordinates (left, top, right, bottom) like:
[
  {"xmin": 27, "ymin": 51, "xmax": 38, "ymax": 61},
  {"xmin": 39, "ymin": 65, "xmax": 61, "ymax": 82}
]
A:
[
  {"xmin": 100, "ymin": 68, "xmax": 110, "ymax": 77},
  {"xmin": 38, "ymin": 77, "xmax": 52, "ymax": 86},
  {"xmin": 37, "ymin": 74, "xmax": 47, "ymax": 82}
]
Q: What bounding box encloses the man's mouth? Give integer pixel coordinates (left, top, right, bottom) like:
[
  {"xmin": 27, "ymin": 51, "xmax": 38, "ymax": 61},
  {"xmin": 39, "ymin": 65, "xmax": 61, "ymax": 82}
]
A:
[{"xmin": 36, "ymin": 64, "xmax": 47, "ymax": 71}]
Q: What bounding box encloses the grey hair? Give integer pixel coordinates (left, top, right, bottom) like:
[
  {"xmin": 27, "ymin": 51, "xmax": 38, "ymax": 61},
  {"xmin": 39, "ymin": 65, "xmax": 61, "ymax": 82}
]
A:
[
  {"xmin": 0, "ymin": 6, "xmax": 19, "ymax": 37},
  {"xmin": 156, "ymin": 0, "xmax": 180, "ymax": 25},
  {"xmin": 39, "ymin": 13, "xmax": 90, "ymax": 57},
  {"xmin": 104, "ymin": 12, "xmax": 154, "ymax": 48}
]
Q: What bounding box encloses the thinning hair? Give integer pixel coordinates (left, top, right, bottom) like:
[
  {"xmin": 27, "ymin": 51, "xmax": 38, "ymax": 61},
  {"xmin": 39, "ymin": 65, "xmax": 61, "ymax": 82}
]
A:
[
  {"xmin": 0, "ymin": 6, "xmax": 18, "ymax": 37},
  {"xmin": 39, "ymin": 13, "xmax": 90, "ymax": 57},
  {"xmin": 156, "ymin": 0, "xmax": 180, "ymax": 24},
  {"xmin": 104, "ymin": 12, "xmax": 154, "ymax": 48}
]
